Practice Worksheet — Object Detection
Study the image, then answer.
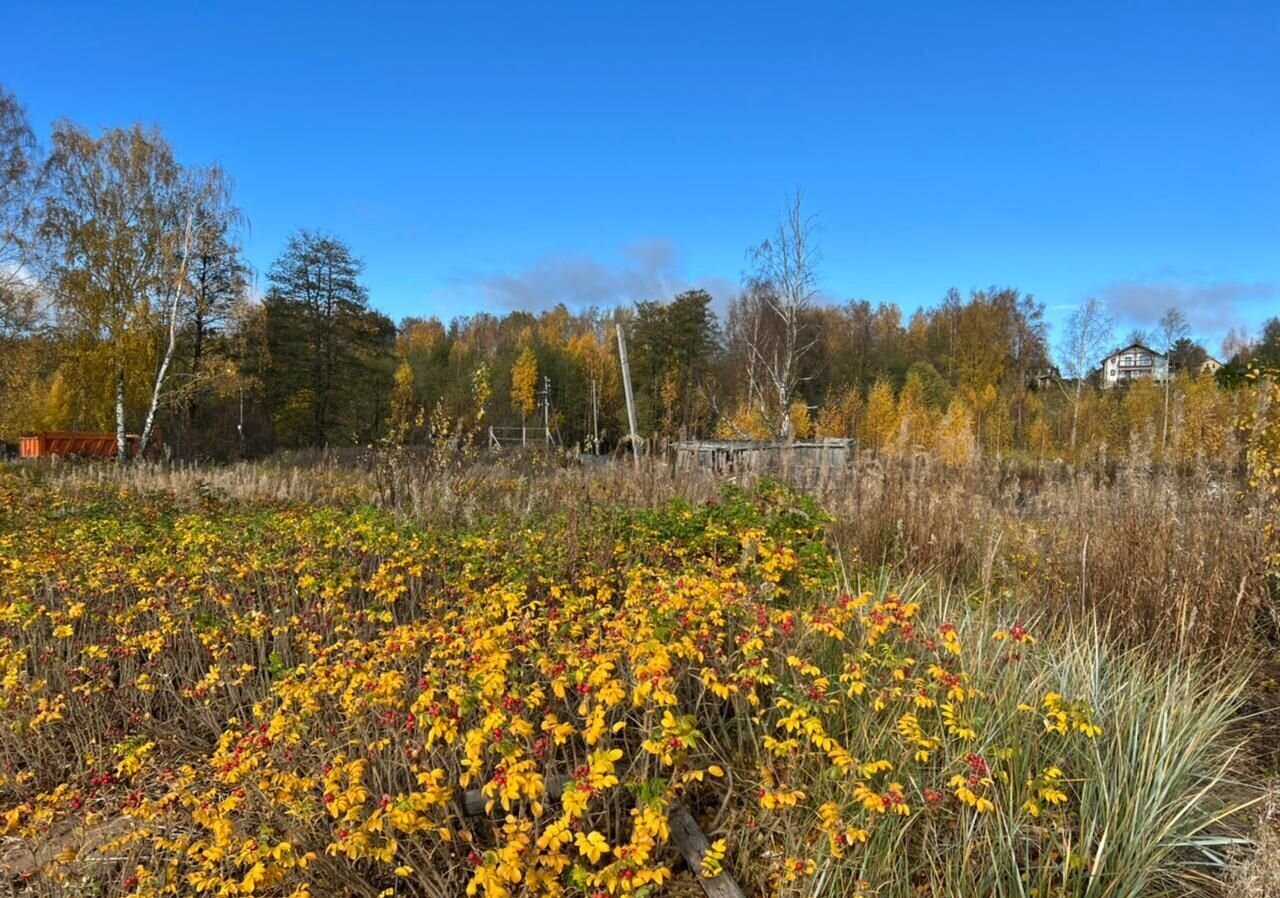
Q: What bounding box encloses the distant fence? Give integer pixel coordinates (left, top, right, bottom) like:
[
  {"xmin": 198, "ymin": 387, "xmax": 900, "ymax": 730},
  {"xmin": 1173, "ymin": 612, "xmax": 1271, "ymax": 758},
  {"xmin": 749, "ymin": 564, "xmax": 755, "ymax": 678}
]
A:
[{"xmin": 488, "ymin": 426, "xmax": 559, "ymax": 451}]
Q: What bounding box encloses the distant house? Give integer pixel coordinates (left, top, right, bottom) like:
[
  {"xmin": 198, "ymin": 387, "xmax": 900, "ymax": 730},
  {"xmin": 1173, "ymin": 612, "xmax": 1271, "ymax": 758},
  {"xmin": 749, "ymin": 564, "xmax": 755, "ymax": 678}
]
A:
[
  {"xmin": 1100, "ymin": 344, "xmax": 1169, "ymax": 388},
  {"xmin": 1198, "ymin": 356, "xmax": 1223, "ymax": 377},
  {"xmin": 1027, "ymin": 366, "xmax": 1060, "ymax": 389}
]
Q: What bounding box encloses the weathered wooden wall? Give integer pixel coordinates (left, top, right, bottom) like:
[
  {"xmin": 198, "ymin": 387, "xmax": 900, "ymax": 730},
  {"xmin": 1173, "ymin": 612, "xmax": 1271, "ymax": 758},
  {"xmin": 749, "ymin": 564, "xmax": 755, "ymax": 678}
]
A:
[{"xmin": 672, "ymin": 438, "xmax": 854, "ymax": 486}]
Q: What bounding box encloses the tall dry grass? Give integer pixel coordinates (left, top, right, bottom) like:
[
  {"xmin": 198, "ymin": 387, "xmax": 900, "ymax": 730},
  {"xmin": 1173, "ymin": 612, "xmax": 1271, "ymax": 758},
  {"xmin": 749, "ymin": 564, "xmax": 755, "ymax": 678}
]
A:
[
  {"xmin": 820, "ymin": 453, "xmax": 1274, "ymax": 660},
  {"xmin": 15, "ymin": 448, "xmax": 1276, "ymax": 659},
  {"xmin": 16, "ymin": 448, "xmax": 721, "ymax": 522}
]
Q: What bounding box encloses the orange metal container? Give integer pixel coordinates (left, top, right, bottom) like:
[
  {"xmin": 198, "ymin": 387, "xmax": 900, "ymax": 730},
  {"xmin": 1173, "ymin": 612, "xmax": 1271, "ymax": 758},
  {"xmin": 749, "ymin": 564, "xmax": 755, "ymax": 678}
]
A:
[{"xmin": 18, "ymin": 432, "xmax": 143, "ymax": 459}]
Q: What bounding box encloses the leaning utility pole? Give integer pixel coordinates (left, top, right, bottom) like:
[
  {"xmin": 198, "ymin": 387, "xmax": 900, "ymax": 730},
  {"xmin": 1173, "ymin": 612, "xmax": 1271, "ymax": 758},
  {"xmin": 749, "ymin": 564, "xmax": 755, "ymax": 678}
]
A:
[{"xmin": 616, "ymin": 323, "xmax": 640, "ymax": 468}]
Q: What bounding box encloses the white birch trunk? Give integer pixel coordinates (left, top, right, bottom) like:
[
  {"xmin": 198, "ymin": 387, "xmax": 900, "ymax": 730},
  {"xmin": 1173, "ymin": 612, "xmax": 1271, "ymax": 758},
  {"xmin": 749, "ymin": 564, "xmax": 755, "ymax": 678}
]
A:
[
  {"xmin": 115, "ymin": 364, "xmax": 127, "ymax": 462},
  {"xmin": 1162, "ymin": 370, "xmax": 1171, "ymax": 453},
  {"xmin": 1070, "ymin": 377, "xmax": 1082, "ymax": 456},
  {"xmin": 138, "ymin": 204, "xmax": 197, "ymax": 458}
]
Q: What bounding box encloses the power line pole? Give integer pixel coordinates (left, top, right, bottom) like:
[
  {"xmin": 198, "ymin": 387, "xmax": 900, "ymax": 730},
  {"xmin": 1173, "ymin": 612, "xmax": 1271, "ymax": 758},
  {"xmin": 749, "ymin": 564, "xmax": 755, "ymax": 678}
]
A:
[
  {"xmin": 616, "ymin": 323, "xmax": 640, "ymax": 469},
  {"xmin": 543, "ymin": 375, "xmax": 551, "ymax": 447},
  {"xmin": 590, "ymin": 378, "xmax": 599, "ymax": 455}
]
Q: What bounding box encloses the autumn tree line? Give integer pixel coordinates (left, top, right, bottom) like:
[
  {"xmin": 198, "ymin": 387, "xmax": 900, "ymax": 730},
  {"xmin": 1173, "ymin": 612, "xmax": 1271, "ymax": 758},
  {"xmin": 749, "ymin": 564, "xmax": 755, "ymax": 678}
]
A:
[{"xmin": 2, "ymin": 84, "xmax": 1278, "ymax": 464}]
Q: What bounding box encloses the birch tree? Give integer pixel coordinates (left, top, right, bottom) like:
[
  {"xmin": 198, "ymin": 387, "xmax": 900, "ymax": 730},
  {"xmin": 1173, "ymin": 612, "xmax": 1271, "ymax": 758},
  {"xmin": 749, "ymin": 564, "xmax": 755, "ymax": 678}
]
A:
[
  {"xmin": 136, "ymin": 175, "xmax": 198, "ymax": 458},
  {"xmin": 137, "ymin": 165, "xmax": 246, "ymax": 457},
  {"xmin": 728, "ymin": 190, "xmax": 820, "ymax": 438},
  {"xmin": 1156, "ymin": 306, "xmax": 1189, "ymax": 452},
  {"xmin": 0, "ymin": 84, "xmax": 43, "ymax": 337},
  {"xmin": 40, "ymin": 123, "xmax": 185, "ymax": 460},
  {"xmin": 511, "ymin": 345, "xmax": 538, "ymax": 438},
  {"xmin": 1057, "ymin": 297, "xmax": 1115, "ymax": 457},
  {"xmin": 0, "ymin": 85, "xmax": 46, "ymax": 431}
]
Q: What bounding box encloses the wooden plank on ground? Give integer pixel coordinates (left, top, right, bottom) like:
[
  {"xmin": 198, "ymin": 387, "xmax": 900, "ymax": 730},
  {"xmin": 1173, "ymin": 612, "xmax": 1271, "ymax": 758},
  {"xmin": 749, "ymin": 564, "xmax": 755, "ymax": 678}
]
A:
[{"xmin": 667, "ymin": 802, "xmax": 748, "ymax": 898}]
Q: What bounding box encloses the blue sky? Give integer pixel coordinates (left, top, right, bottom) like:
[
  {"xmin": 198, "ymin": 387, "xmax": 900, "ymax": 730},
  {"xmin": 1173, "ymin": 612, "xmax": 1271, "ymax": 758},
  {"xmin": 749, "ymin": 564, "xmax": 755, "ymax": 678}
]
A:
[{"xmin": 5, "ymin": 1, "xmax": 1278, "ymax": 352}]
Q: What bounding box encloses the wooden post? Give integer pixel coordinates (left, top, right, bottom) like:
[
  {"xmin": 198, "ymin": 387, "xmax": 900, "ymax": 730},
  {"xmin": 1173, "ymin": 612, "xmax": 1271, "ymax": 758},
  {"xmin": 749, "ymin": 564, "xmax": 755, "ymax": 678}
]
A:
[{"xmin": 616, "ymin": 323, "xmax": 640, "ymax": 469}]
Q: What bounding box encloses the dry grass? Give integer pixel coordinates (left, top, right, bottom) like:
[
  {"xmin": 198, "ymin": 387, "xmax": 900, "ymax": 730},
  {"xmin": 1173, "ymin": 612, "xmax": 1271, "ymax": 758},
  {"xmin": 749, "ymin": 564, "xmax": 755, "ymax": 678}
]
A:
[
  {"xmin": 4, "ymin": 448, "xmax": 1279, "ymax": 896},
  {"xmin": 16, "ymin": 448, "xmax": 1276, "ymax": 660},
  {"xmin": 18, "ymin": 448, "xmax": 720, "ymax": 521},
  {"xmin": 1231, "ymin": 780, "xmax": 1280, "ymax": 898},
  {"xmin": 820, "ymin": 453, "xmax": 1275, "ymax": 659}
]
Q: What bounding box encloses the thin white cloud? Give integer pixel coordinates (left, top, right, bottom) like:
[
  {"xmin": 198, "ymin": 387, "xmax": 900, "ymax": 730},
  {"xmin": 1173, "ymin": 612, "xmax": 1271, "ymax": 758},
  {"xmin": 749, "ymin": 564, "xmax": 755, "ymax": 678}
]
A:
[
  {"xmin": 455, "ymin": 239, "xmax": 734, "ymax": 314},
  {"xmin": 1098, "ymin": 279, "xmax": 1277, "ymax": 336}
]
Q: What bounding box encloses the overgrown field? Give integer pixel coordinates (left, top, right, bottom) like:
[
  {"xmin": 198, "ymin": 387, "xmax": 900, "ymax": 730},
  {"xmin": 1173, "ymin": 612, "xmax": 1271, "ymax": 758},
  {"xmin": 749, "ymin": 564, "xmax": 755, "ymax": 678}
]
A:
[{"xmin": 0, "ymin": 465, "xmax": 1269, "ymax": 897}]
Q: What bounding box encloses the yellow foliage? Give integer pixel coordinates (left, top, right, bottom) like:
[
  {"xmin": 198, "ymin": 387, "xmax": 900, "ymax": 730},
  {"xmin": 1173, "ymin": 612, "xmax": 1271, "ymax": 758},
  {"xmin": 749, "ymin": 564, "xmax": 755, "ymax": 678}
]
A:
[
  {"xmin": 816, "ymin": 387, "xmax": 862, "ymax": 439},
  {"xmin": 859, "ymin": 379, "xmax": 898, "ymax": 452},
  {"xmin": 511, "ymin": 346, "xmax": 539, "ymax": 419},
  {"xmin": 935, "ymin": 401, "xmax": 977, "ymax": 466}
]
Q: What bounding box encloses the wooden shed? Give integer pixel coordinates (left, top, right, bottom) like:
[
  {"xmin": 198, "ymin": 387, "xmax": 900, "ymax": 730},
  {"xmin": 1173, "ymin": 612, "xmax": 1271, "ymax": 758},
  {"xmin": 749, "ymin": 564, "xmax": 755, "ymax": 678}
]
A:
[
  {"xmin": 672, "ymin": 438, "xmax": 855, "ymax": 483},
  {"xmin": 19, "ymin": 432, "xmax": 143, "ymax": 459}
]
